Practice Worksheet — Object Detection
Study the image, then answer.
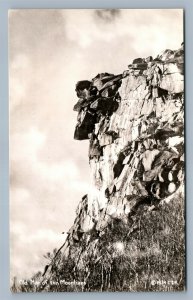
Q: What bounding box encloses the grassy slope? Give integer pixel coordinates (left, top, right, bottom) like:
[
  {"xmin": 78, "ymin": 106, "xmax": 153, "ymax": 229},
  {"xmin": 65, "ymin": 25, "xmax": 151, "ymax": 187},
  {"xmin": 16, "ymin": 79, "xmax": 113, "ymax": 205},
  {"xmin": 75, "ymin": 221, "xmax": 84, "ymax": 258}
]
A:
[
  {"xmin": 14, "ymin": 192, "xmax": 185, "ymax": 292},
  {"xmin": 83, "ymin": 194, "xmax": 185, "ymax": 292}
]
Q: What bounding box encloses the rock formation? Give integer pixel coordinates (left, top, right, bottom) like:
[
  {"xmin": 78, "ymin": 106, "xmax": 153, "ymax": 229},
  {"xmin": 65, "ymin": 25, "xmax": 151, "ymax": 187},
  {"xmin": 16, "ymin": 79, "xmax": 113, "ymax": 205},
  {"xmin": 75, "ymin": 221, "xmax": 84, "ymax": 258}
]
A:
[
  {"xmin": 71, "ymin": 44, "xmax": 184, "ymax": 235},
  {"xmin": 26, "ymin": 44, "xmax": 185, "ymax": 292}
]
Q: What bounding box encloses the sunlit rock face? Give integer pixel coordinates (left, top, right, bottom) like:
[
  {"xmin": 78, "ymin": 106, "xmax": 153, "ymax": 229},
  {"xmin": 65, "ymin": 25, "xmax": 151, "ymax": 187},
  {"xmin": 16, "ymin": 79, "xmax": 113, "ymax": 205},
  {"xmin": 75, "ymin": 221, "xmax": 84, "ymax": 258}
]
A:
[
  {"xmin": 41, "ymin": 44, "xmax": 184, "ymax": 291},
  {"xmin": 71, "ymin": 44, "xmax": 184, "ymax": 234}
]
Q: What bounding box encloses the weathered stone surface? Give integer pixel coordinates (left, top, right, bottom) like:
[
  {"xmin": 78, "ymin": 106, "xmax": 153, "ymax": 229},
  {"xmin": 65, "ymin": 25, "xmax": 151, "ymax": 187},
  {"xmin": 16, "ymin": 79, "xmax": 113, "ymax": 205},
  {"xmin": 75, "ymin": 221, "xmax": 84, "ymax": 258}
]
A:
[
  {"xmin": 142, "ymin": 149, "xmax": 160, "ymax": 171},
  {"xmin": 132, "ymin": 57, "xmax": 144, "ymax": 64},
  {"xmin": 145, "ymin": 56, "xmax": 153, "ymax": 63},
  {"xmin": 42, "ymin": 45, "xmax": 184, "ymax": 286},
  {"xmin": 158, "ymin": 61, "xmax": 184, "ymax": 94},
  {"xmin": 92, "ymin": 73, "xmax": 115, "ymax": 90},
  {"xmin": 72, "ymin": 45, "xmax": 184, "ymax": 231},
  {"xmin": 157, "ymin": 49, "xmax": 175, "ymax": 61},
  {"xmin": 75, "ymin": 80, "xmax": 91, "ymax": 98},
  {"xmin": 74, "ymin": 110, "xmax": 96, "ymax": 140},
  {"xmin": 89, "ymin": 135, "xmax": 102, "ymax": 158}
]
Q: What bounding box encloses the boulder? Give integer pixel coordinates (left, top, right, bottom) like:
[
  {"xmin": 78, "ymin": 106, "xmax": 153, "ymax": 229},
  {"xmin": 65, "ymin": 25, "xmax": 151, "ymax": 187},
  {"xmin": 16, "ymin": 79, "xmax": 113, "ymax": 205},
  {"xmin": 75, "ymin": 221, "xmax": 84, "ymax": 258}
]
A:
[
  {"xmin": 92, "ymin": 73, "xmax": 115, "ymax": 90},
  {"xmin": 132, "ymin": 57, "xmax": 144, "ymax": 64},
  {"xmin": 75, "ymin": 80, "xmax": 91, "ymax": 99},
  {"xmin": 131, "ymin": 63, "xmax": 148, "ymax": 70}
]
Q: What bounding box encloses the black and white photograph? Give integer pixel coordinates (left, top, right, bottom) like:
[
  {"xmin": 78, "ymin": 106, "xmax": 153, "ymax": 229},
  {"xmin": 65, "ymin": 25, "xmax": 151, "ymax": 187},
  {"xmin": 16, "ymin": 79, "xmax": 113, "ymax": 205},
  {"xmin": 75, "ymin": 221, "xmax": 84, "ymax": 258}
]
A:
[{"xmin": 9, "ymin": 9, "xmax": 185, "ymax": 292}]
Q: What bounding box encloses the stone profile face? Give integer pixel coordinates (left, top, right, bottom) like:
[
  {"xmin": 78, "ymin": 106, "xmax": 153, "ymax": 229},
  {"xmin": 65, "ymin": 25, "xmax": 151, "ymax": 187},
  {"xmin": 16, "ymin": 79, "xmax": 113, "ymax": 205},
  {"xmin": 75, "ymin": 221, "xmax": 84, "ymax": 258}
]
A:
[
  {"xmin": 20, "ymin": 44, "xmax": 185, "ymax": 292},
  {"xmin": 39, "ymin": 44, "xmax": 184, "ymax": 292}
]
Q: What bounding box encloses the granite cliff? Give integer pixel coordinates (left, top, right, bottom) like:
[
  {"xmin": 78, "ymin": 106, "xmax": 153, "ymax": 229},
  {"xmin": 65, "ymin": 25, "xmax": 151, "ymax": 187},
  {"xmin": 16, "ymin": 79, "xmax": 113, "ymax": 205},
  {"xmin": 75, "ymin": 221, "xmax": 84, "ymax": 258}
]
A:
[{"xmin": 16, "ymin": 44, "xmax": 185, "ymax": 292}]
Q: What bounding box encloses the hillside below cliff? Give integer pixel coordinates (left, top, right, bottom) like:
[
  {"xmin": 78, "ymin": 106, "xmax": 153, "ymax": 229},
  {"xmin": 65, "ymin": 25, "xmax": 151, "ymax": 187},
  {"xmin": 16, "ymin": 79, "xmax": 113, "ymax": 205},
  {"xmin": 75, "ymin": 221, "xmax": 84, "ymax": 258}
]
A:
[{"xmin": 14, "ymin": 44, "xmax": 185, "ymax": 292}]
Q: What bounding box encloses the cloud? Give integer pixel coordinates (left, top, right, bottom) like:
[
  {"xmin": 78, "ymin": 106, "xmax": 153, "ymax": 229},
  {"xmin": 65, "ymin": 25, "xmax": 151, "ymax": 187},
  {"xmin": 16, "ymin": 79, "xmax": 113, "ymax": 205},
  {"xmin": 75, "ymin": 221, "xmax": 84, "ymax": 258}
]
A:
[
  {"xmin": 10, "ymin": 220, "xmax": 68, "ymax": 279},
  {"xmin": 95, "ymin": 9, "xmax": 121, "ymax": 23}
]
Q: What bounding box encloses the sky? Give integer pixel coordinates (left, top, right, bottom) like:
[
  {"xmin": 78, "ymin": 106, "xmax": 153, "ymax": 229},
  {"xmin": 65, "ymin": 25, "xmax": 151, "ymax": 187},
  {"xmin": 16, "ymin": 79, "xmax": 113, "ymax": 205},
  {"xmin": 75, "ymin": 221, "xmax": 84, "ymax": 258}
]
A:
[{"xmin": 9, "ymin": 9, "xmax": 183, "ymax": 280}]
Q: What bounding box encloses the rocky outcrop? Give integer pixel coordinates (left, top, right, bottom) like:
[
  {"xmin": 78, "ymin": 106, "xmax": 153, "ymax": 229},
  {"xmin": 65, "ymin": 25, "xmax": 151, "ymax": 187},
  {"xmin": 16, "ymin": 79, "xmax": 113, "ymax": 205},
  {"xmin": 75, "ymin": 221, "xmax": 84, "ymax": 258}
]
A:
[
  {"xmin": 71, "ymin": 44, "xmax": 184, "ymax": 233},
  {"xmin": 40, "ymin": 44, "xmax": 184, "ymax": 292}
]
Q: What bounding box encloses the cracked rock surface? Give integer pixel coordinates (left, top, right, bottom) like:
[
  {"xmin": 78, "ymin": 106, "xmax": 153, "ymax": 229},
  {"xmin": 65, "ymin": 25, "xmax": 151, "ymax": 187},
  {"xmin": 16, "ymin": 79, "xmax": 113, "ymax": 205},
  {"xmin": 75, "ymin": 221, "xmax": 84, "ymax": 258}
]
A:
[{"xmin": 39, "ymin": 44, "xmax": 184, "ymax": 292}]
